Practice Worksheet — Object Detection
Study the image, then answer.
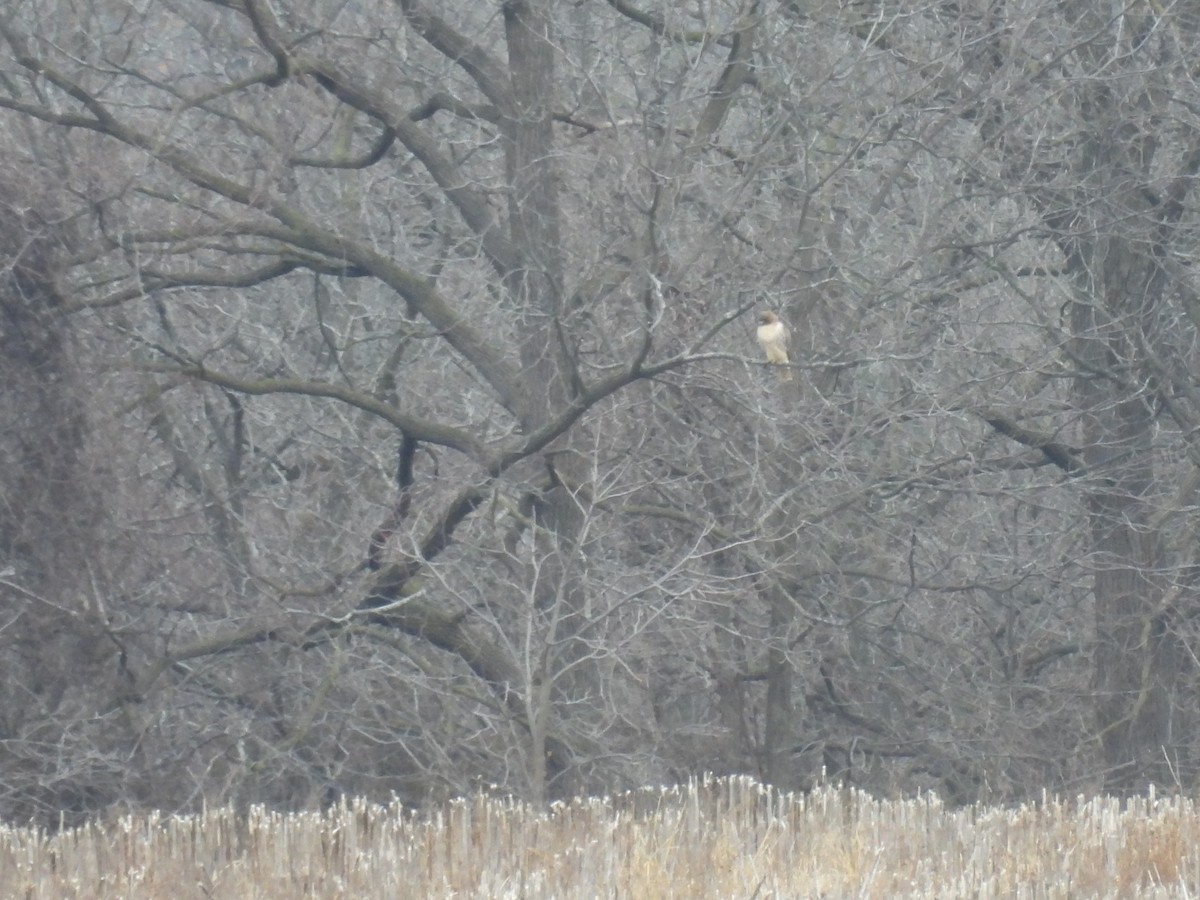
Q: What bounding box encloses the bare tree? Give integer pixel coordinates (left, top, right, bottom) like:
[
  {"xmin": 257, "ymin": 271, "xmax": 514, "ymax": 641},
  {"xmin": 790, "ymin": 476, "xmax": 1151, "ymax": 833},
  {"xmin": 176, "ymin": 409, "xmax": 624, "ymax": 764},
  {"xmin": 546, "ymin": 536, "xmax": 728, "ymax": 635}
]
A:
[{"xmin": 3, "ymin": 0, "xmax": 1200, "ymax": 821}]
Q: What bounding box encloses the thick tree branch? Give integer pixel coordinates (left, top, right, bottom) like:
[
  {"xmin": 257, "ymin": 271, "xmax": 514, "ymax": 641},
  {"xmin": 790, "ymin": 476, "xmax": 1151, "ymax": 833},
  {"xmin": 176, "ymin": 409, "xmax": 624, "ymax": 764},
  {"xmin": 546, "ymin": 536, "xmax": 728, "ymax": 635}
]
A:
[
  {"xmin": 979, "ymin": 410, "xmax": 1083, "ymax": 474},
  {"xmin": 143, "ymin": 362, "xmax": 493, "ymax": 461},
  {"xmin": 296, "ymin": 57, "xmax": 521, "ymax": 276},
  {"xmin": 692, "ymin": 1, "xmax": 761, "ymax": 143},
  {"xmin": 394, "ymin": 0, "xmax": 514, "ymax": 113},
  {"xmin": 605, "ymin": 0, "xmax": 719, "ymax": 43}
]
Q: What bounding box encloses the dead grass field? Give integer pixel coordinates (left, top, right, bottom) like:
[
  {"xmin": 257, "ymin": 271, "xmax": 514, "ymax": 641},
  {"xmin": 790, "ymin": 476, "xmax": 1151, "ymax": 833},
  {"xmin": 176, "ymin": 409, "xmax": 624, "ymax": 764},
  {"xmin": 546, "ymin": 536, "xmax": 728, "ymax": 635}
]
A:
[{"xmin": 1, "ymin": 776, "xmax": 1197, "ymax": 898}]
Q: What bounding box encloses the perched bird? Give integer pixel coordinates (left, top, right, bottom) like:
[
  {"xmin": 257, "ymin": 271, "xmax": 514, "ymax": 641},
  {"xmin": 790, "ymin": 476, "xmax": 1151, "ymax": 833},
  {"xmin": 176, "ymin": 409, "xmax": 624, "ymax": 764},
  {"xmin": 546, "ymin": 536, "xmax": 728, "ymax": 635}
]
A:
[{"xmin": 756, "ymin": 311, "xmax": 792, "ymax": 381}]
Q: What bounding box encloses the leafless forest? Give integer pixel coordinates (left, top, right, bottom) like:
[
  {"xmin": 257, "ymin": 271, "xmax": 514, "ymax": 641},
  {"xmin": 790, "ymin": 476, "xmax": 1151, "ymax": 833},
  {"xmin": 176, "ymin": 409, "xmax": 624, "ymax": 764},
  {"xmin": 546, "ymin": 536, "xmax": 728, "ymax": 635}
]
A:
[{"xmin": 1, "ymin": 0, "xmax": 1199, "ymax": 823}]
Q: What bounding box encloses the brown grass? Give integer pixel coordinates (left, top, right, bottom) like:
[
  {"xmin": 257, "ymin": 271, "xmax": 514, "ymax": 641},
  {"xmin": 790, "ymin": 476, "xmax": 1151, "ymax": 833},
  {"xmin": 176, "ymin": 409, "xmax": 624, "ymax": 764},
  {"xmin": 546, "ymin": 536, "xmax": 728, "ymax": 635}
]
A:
[{"xmin": 1, "ymin": 776, "xmax": 1197, "ymax": 897}]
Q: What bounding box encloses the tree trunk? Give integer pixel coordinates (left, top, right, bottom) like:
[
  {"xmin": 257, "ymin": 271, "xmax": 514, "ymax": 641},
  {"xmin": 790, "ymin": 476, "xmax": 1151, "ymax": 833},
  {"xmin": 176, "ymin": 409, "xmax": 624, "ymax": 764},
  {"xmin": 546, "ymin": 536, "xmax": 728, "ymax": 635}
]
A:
[
  {"xmin": 1070, "ymin": 243, "xmax": 1179, "ymax": 792},
  {"xmin": 1062, "ymin": 126, "xmax": 1182, "ymax": 794},
  {"xmin": 502, "ymin": 0, "xmax": 594, "ymax": 797}
]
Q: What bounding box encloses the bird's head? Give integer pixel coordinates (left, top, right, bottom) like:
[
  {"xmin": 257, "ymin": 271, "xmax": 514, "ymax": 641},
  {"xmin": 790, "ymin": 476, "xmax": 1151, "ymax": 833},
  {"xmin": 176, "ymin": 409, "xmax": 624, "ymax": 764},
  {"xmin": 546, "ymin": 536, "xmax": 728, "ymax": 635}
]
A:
[{"xmin": 758, "ymin": 311, "xmax": 779, "ymax": 324}]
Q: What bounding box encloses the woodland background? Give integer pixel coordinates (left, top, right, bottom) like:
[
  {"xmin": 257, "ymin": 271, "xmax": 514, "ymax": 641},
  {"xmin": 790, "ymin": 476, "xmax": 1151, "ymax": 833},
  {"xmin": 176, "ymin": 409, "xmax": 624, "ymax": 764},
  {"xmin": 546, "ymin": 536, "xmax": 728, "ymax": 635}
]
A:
[{"xmin": 1, "ymin": 0, "xmax": 1199, "ymax": 824}]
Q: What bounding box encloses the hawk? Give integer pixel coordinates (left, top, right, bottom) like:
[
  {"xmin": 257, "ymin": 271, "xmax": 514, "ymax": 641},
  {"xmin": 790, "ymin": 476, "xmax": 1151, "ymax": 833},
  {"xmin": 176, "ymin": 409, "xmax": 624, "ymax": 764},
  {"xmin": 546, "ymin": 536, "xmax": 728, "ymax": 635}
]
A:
[{"xmin": 756, "ymin": 311, "xmax": 792, "ymax": 381}]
